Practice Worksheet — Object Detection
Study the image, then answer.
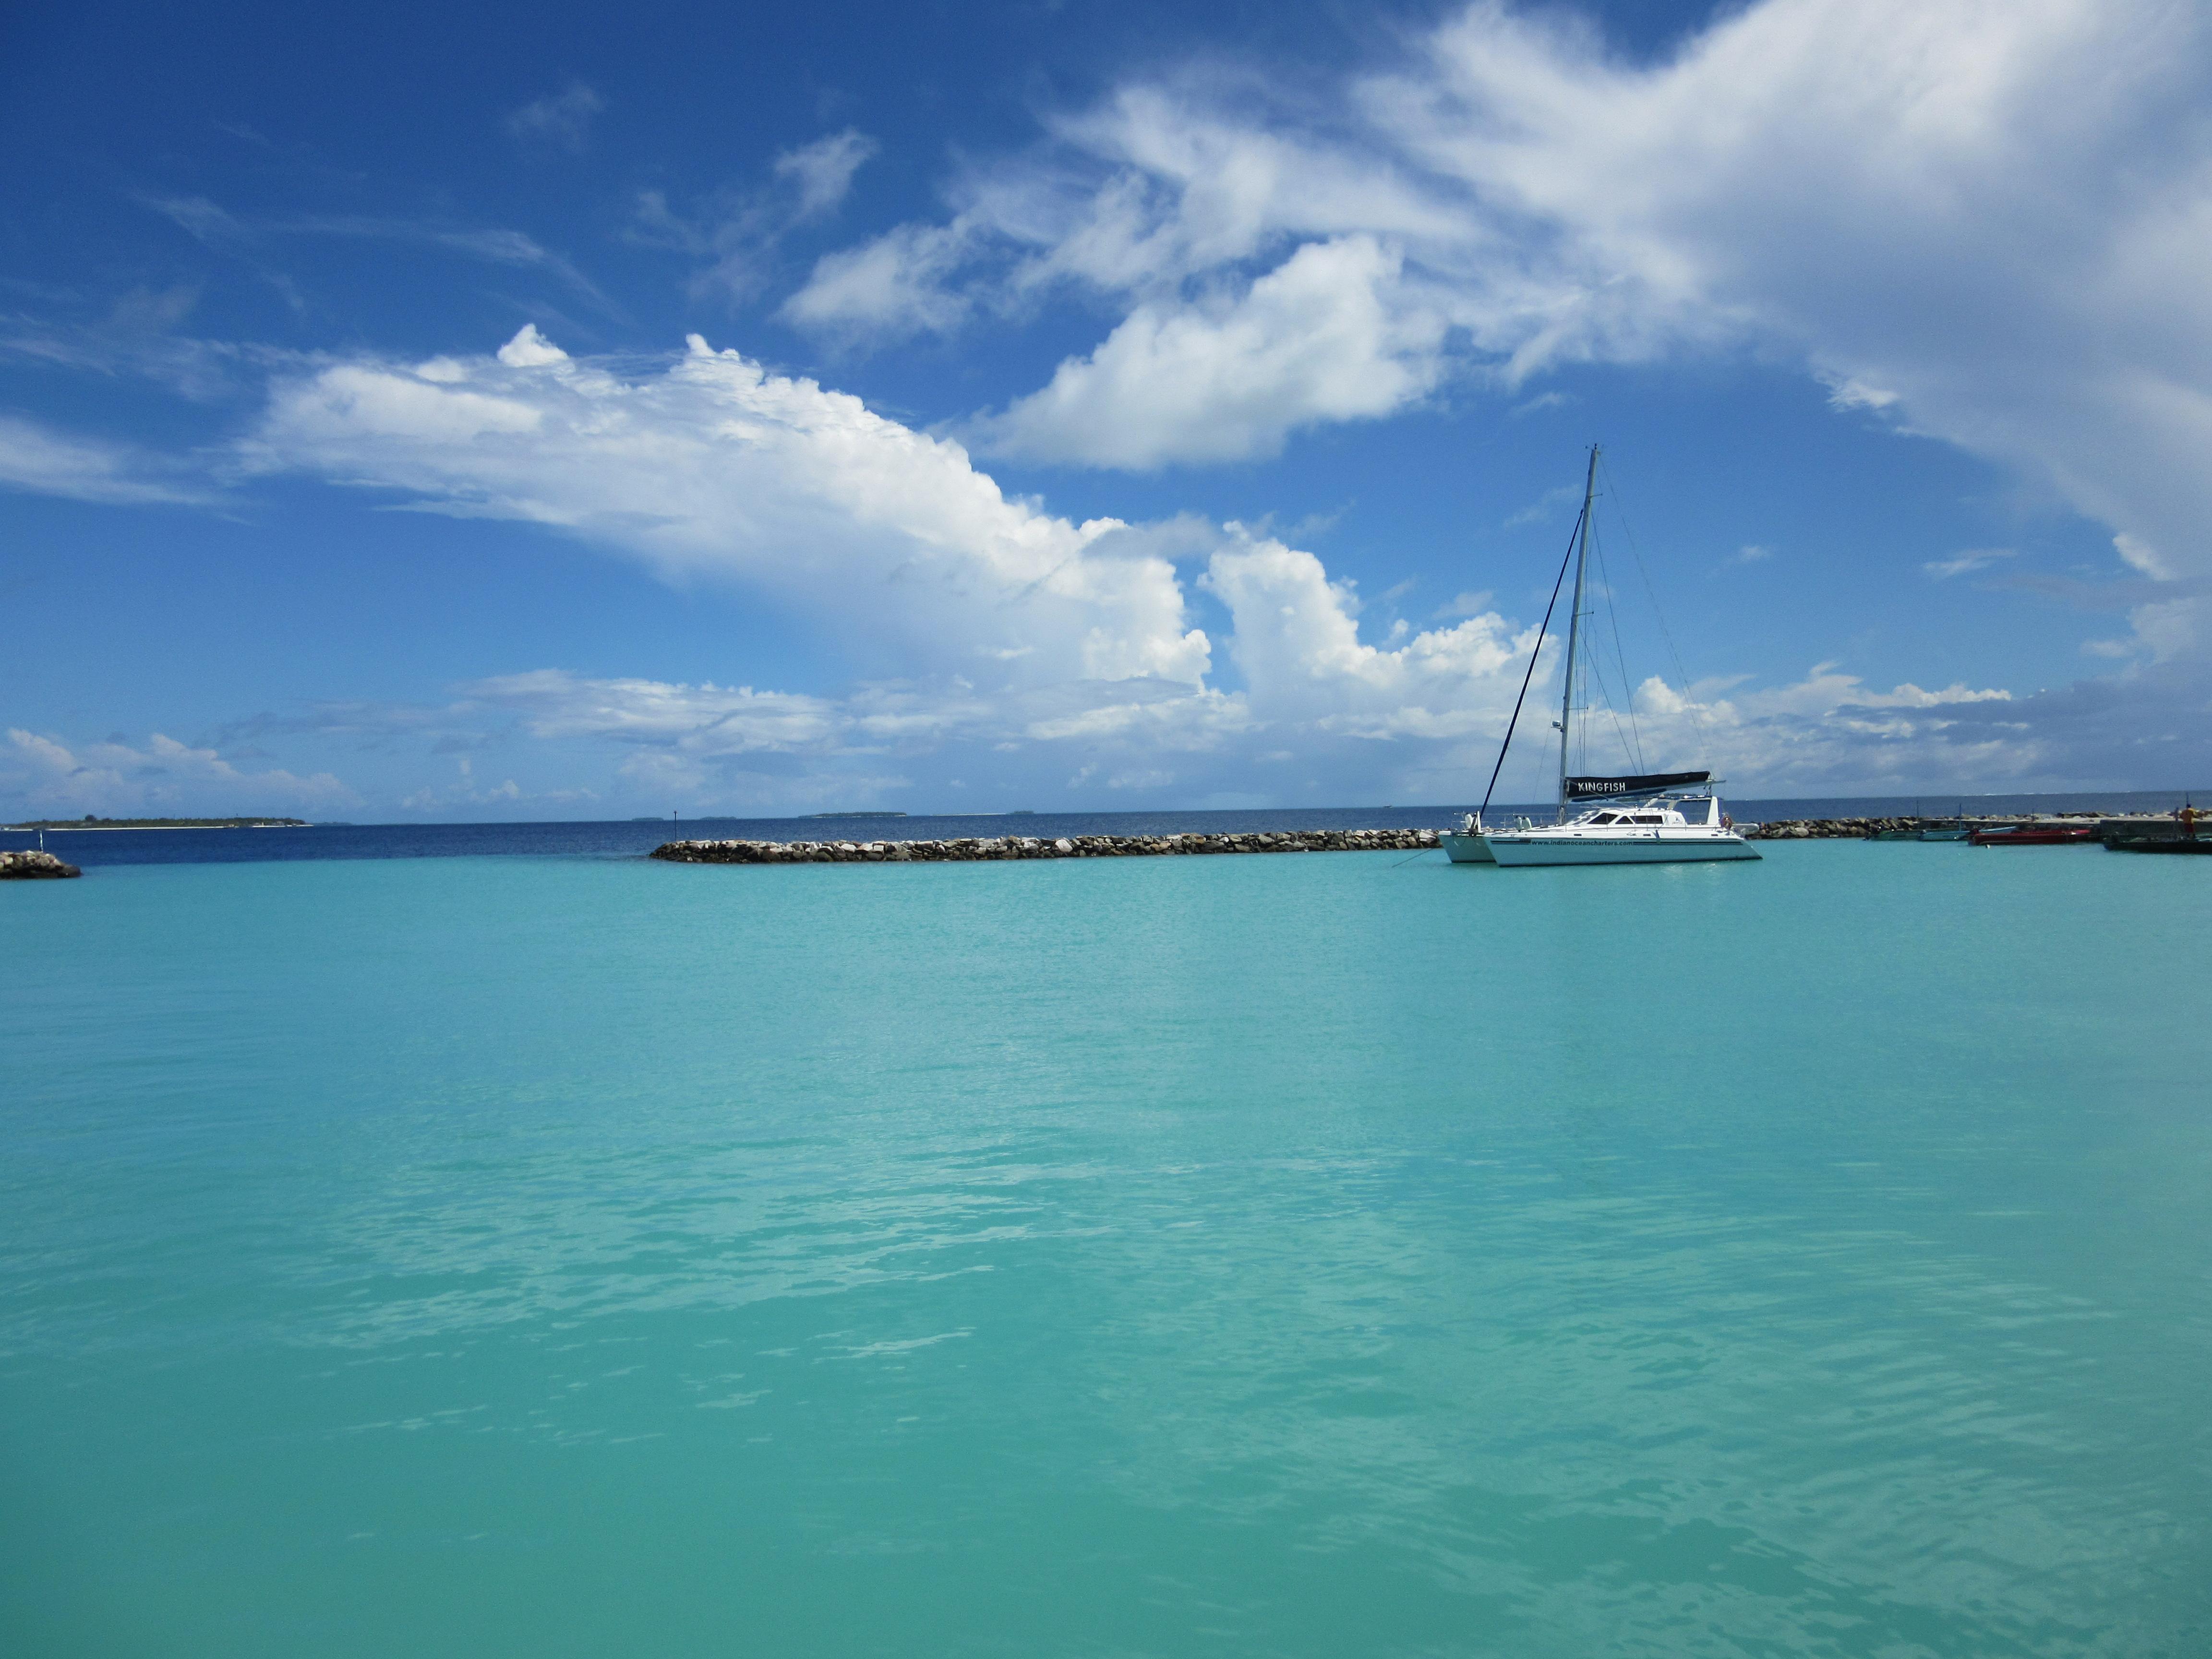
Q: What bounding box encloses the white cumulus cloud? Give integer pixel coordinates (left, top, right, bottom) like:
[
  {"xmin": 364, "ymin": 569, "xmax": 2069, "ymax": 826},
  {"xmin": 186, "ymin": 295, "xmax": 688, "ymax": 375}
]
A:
[
  {"xmin": 212, "ymin": 325, "xmax": 2212, "ymax": 806},
  {"xmin": 970, "ymin": 236, "xmax": 1448, "ymax": 467},
  {"xmin": 219, "ymin": 328, "xmax": 1615, "ymax": 806},
  {"xmin": 778, "ymin": 219, "xmax": 980, "ymax": 338},
  {"xmin": 1, "ymin": 728, "xmax": 355, "ymax": 818},
  {"xmin": 783, "ymin": 0, "xmax": 2211, "ymax": 662},
  {"xmin": 241, "ymin": 327, "xmax": 1214, "ymax": 692}
]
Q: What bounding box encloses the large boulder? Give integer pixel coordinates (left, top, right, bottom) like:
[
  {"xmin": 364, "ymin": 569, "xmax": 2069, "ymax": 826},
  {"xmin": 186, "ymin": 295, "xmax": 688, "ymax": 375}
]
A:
[{"xmin": 0, "ymin": 849, "xmax": 82, "ymax": 879}]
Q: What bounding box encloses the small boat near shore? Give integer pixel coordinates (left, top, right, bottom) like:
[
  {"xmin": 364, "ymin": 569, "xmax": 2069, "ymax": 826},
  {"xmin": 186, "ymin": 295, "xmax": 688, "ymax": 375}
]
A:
[
  {"xmin": 2104, "ymin": 805, "xmax": 2209, "ymax": 853},
  {"xmin": 1867, "ymin": 823, "xmax": 1970, "ymax": 841},
  {"xmin": 1442, "ymin": 447, "xmax": 1756, "ymax": 869},
  {"xmin": 1969, "ymin": 825, "xmax": 2097, "ymax": 846}
]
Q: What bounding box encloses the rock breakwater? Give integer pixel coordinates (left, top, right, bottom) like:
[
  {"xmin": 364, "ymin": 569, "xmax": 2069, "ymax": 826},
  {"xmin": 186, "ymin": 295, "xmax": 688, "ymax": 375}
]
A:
[
  {"xmin": 1745, "ymin": 817, "xmax": 1929, "ymax": 839},
  {"xmin": 0, "ymin": 849, "xmax": 82, "ymax": 878},
  {"xmin": 653, "ymin": 828, "xmax": 1441, "ymax": 865},
  {"xmin": 1744, "ymin": 812, "xmax": 2131, "ymax": 840}
]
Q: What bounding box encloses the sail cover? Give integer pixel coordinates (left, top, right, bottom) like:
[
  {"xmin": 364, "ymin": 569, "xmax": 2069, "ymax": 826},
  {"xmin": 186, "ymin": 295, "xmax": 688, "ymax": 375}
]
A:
[{"xmin": 1565, "ymin": 770, "xmax": 1710, "ymax": 801}]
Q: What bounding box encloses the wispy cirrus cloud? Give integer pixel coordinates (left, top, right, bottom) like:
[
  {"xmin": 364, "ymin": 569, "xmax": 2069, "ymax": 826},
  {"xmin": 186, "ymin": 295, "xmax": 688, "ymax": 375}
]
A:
[
  {"xmin": 1923, "ymin": 548, "xmax": 2017, "ymax": 580},
  {"xmin": 506, "ymin": 80, "xmax": 604, "ymax": 153},
  {"xmin": 288, "ymin": 216, "xmax": 615, "ymax": 313},
  {"xmin": 0, "ymin": 298, "xmax": 295, "ymax": 402},
  {"xmin": 137, "ymin": 193, "xmax": 616, "ymax": 316},
  {"xmin": 0, "ymin": 413, "xmax": 218, "ymax": 506},
  {"xmin": 1503, "ymin": 484, "xmax": 1580, "ymax": 529},
  {"xmin": 139, "ymin": 194, "xmax": 307, "ymax": 312},
  {"xmin": 635, "ymin": 129, "xmax": 879, "ymax": 306}
]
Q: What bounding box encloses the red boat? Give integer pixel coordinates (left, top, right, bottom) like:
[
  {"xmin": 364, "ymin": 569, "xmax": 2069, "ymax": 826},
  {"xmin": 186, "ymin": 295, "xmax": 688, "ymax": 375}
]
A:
[{"xmin": 1969, "ymin": 824, "xmax": 2097, "ymax": 846}]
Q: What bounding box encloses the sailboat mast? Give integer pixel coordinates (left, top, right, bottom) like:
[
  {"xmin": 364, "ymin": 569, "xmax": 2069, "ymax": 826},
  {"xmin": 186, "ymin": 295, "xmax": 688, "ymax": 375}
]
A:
[{"xmin": 1555, "ymin": 445, "xmax": 1599, "ymax": 822}]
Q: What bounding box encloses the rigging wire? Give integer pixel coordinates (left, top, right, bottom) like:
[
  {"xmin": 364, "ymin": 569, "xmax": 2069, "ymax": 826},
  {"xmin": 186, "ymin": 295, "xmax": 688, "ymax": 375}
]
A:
[
  {"xmin": 1596, "ymin": 452, "xmax": 1710, "ymax": 745},
  {"xmin": 1586, "ymin": 515, "xmax": 1648, "ymax": 774},
  {"xmin": 1566, "ymin": 513, "xmax": 1636, "ymax": 779},
  {"xmin": 1479, "ymin": 494, "xmax": 1585, "ymax": 816}
]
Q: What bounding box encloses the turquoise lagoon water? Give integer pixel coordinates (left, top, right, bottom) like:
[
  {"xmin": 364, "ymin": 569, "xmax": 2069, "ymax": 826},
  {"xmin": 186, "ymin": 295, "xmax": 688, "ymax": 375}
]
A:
[{"xmin": 3, "ymin": 843, "xmax": 2208, "ymax": 1657}]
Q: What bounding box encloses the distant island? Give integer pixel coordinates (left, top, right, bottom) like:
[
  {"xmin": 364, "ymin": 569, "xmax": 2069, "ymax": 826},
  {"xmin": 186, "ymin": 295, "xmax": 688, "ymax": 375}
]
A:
[
  {"xmin": 807, "ymin": 811, "xmax": 908, "ymax": 819},
  {"xmin": 4, "ymin": 816, "xmax": 313, "ymax": 831}
]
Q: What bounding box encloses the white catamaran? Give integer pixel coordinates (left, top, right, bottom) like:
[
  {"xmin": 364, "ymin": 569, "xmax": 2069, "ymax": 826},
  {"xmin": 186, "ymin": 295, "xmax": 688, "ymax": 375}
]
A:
[{"xmin": 1441, "ymin": 447, "xmax": 1759, "ymax": 869}]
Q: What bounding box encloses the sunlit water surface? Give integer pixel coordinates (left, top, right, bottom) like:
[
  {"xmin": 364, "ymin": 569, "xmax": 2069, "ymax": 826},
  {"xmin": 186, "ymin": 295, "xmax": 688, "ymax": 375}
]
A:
[{"xmin": 4, "ymin": 844, "xmax": 2208, "ymax": 1657}]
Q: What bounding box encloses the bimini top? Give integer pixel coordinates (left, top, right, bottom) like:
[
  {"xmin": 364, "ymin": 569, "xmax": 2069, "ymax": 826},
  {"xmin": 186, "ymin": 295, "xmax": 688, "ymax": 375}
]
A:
[{"xmin": 1563, "ymin": 770, "xmax": 1711, "ymax": 802}]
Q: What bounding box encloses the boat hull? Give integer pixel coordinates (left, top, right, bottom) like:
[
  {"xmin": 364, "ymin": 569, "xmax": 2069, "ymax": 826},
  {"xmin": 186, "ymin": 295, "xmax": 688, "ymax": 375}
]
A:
[
  {"xmin": 1969, "ymin": 827, "xmax": 2096, "ymax": 846},
  {"xmin": 1440, "ymin": 831, "xmax": 1496, "ymax": 864},
  {"xmin": 1484, "ymin": 832, "xmax": 1761, "ymax": 867}
]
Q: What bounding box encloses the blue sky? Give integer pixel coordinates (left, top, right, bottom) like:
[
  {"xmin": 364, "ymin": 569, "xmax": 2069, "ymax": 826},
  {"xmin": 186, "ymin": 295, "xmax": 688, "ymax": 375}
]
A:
[{"xmin": 3, "ymin": 0, "xmax": 2206, "ymax": 820}]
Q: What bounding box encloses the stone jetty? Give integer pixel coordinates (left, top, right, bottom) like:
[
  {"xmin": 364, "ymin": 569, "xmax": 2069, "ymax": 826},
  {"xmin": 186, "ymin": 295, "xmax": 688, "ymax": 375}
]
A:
[
  {"xmin": 1743, "ymin": 812, "xmax": 2158, "ymax": 840},
  {"xmin": 0, "ymin": 849, "xmax": 82, "ymax": 878},
  {"xmin": 653, "ymin": 811, "xmax": 2194, "ymax": 861},
  {"xmin": 1744, "ymin": 816, "xmax": 1932, "ymax": 839},
  {"xmin": 653, "ymin": 828, "xmax": 1441, "ymax": 866}
]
